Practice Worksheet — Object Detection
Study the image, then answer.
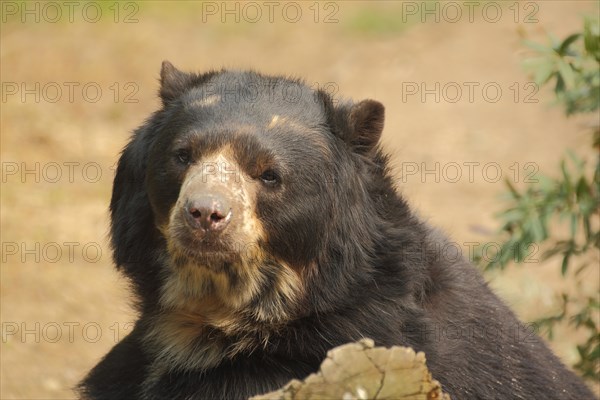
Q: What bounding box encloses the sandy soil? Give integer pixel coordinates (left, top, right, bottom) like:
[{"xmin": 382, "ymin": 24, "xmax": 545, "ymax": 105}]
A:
[{"xmin": 1, "ymin": 1, "xmax": 598, "ymax": 398}]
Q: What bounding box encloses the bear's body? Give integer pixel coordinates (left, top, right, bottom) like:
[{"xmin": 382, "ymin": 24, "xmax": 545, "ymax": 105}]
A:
[{"xmin": 79, "ymin": 62, "xmax": 595, "ymax": 400}]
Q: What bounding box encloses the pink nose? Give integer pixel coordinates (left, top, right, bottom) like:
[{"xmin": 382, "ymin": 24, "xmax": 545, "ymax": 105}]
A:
[{"xmin": 184, "ymin": 195, "xmax": 232, "ymax": 232}]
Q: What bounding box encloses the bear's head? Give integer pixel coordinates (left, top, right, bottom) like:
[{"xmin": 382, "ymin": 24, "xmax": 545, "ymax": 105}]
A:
[{"xmin": 110, "ymin": 63, "xmax": 407, "ymax": 359}]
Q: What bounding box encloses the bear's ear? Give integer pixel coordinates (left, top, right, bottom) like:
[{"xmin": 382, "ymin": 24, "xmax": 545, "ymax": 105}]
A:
[
  {"xmin": 345, "ymin": 99, "xmax": 385, "ymax": 155},
  {"xmin": 159, "ymin": 60, "xmax": 194, "ymax": 104}
]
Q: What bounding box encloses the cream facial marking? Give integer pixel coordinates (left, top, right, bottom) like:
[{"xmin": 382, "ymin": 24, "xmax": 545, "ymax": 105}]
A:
[
  {"xmin": 268, "ymin": 115, "xmax": 285, "ymax": 129},
  {"xmin": 187, "ymin": 94, "xmax": 221, "ymax": 108}
]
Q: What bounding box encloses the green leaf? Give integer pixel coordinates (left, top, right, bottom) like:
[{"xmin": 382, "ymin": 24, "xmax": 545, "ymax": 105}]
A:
[
  {"xmin": 588, "ymin": 343, "xmax": 600, "ymax": 361},
  {"xmin": 504, "ymin": 178, "xmax": 522, "ymax": 199},
  {"xmin": 531, "ymin": 218, "xmax": 546, "ymax": 242},
  {"xmin": 576, "ymin": 176, "xmax": 590, "ymax": 199},
  {"xmin": 500, "ymin": 240, "xmax": 518, "ymax": 266},
  {"xmin": 558, "ymin": 33, "xmax": 582, "ymax": 56},
  {"xmin": 561, "ymin": 250, "xmax": 571, "ymax": 275},
  {"xmin": 500, "ymin": 209, "xmax": 524, "ymax": 224},
  {"xmin": 557, "ymin": 59, "xmax": 577, "ymax": 89},
  {"xmin": 570, "ymin": 214, "xmax": 578, "ymax": 239},
  {"xmin": 584, "ymin": 17, "xmax": 600, "ymax": 61},
  {"xmin": 524, "ymin": 40, "xmax": 553, "ymax": 53},
  {"xmin": 549, "ymin": 33, "xmax": 561, "ymax": 49},
  {"xmin": 561, "ymin": 160, "xmax": 574, "ymax": 195},
  {"xmin": 555, "ymin": 73, "xmax": 566, "ymax": 94},
  {"xmin": 583, "ymin": 216, "xmax": 592, "ymax": 242},
  {"xmin": 536, "ymin": 67, "xmax": 556, "ymax": 86}
]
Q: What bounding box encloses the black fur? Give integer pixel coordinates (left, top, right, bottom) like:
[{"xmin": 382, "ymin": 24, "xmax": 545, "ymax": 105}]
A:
[{"xmin": 78, "ymin": 62, "xmax": 595, "ymax": 400}]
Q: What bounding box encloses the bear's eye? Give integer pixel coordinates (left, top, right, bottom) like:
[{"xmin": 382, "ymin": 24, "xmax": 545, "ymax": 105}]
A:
[
  {"xmin": 259, "ymin": 169, "xmax": 280, "ymax": 186},
  {"xmin": 174, "ymin": 149, "xmax": 191, "ymax": 165}
]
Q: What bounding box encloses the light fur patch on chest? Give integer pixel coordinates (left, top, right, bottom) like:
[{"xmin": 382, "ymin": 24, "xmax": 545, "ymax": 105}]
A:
[{"xmin": 144, "ymin": 257, "xmax": 304, "ymax": 374}]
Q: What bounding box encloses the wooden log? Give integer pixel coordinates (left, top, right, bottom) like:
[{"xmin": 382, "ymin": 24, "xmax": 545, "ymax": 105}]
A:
[{"xmin": 251, "ymin": 338, "xmax": 450, "ymax": 400}]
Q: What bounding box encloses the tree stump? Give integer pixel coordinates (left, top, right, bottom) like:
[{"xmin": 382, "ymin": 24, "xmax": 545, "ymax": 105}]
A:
[{"xmin": 252, "ymin": 338, "xmax": 450, "ymax": 400}]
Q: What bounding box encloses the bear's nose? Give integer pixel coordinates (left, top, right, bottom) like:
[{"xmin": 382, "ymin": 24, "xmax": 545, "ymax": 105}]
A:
[{"xmin": 184, "ymin": 195, "xmax": 232, "ymax": 232}]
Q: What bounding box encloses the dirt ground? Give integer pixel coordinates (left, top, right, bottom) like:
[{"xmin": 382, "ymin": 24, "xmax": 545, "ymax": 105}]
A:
[{"xmin": 1, "ymin": 1, "xmax": 599, "ymax": 399}]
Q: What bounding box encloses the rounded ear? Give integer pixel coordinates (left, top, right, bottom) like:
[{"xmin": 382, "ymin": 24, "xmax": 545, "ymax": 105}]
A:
[
  {"xmin": 347, "ymin": 100, "xmax": 385, "ymax": 155},
  {"xmin": 159, "ymin": 61, "xmax": 194, "ymax": 104},
  {"xmin": 322, "ymin": 97, "xmax": 385, "ymax": 156},
  {"xmin": 159, "ymin": 61, "xmax": 220, "ymax": 105}
]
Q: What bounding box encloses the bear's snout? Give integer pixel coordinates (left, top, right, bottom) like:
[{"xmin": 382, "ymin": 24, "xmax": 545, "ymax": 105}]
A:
[{"xmin": 183, "ymin": 194, "xmax": 232, "ymax": 233}]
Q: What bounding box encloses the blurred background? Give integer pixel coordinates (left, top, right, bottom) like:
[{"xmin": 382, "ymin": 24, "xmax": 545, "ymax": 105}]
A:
[{"xmin": 1, "ymin": 1, "xmax": 598, "ymax": 398}]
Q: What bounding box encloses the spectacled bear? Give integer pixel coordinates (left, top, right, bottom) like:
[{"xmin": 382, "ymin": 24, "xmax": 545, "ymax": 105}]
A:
[{"xmin": 78, "ymin": 61, "xmax": 595, "ymax": 400}]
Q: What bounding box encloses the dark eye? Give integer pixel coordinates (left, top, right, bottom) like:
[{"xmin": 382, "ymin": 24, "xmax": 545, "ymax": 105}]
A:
[
  {"xmin": 175, "ymin": 149, "xmax": 191, "ymax": 165},
  {"xmin": 259, "ymin": 169, "xmax": 280, "ymax": 186}
]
